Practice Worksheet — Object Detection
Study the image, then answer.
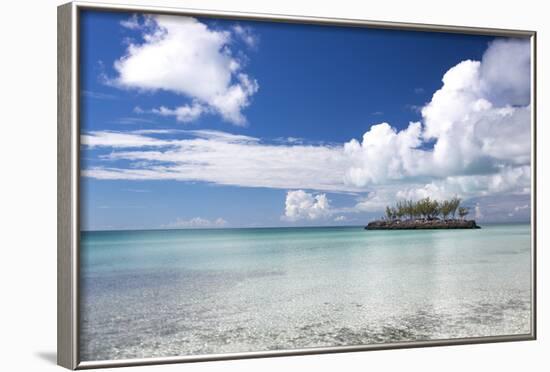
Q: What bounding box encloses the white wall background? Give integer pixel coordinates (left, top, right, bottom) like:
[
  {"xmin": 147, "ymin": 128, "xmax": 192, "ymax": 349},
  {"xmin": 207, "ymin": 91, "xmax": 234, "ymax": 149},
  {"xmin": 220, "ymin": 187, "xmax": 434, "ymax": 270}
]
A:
[{"xmin": 0, "ymin": 0, "xmax": 546, "ymax": 370}]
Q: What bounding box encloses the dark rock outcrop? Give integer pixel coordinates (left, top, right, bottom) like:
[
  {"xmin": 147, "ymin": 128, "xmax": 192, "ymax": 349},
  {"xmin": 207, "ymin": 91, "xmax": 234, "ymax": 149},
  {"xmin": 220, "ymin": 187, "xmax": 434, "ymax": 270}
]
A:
[{"xmin": 365, "ymin": 219, "xmax": 480, "ymax": 230}]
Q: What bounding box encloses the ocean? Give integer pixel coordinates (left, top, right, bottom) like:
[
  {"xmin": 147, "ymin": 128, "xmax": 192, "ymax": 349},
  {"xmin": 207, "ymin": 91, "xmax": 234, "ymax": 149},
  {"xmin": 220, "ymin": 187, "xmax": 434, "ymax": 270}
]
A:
[{"xmin": 80, "ymin": 224, "xmax": 532, "ymax": 361}]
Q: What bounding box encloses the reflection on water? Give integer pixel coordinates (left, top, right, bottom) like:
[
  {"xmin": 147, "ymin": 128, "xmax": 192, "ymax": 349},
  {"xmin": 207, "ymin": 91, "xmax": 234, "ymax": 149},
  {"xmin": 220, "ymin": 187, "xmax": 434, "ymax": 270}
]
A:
[{"xmin": 80, "ymin": 224, "xmax": 531, "ymax": 361}]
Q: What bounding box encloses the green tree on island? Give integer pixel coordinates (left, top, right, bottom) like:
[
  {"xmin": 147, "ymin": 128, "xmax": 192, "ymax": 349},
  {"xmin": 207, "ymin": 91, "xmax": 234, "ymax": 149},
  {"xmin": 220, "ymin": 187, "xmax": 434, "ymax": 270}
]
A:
[
  {"xmin": 458, "ymin": 206, "xmax": 470, "ymax": 220},
  {"xmin": 383, "ymin": 197, "xmax": 470, "ymax": 222},
  {"xmin": 385, "ymin": 206, "xmax": 393, "ymax": 221}
]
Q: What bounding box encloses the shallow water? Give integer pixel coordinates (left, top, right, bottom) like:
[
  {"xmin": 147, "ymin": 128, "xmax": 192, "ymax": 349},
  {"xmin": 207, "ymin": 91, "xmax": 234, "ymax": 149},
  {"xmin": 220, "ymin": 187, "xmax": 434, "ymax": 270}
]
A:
[{"xmin": 80, "ymin": 224, "xmax": 532, "ymax": 361}]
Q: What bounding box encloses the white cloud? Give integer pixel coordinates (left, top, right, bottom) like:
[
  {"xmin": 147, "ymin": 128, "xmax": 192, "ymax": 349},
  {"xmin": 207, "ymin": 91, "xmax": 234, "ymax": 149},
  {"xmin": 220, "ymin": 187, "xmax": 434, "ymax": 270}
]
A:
[
  {"xmin": 354, "ymin": 165, "xmax": 530, "ymax": 214},
  {"xmin": 343, "ymin": 121, "xmax": 428, "ymax": 186},
  {"xmin": 111, "ymin": 117, "xmax": 156, "ymax": 125},
  {"xmin": 283, "ymin": 190, "xmax": 331, "ymax": 221},
  {"xmin": 474, "ymin": 203, "xmax": 483, "ymax": 219},
  {"xmin": 505, "ymin": 203, "xmax": 531, "ymax": 220},
  {"xmin": 82, "ymin": 129, "xmax": 353, "ymax": 192},
  {"xmin": 468, "ymin": 194, "xmax": 530, "ymax": 222},
  {"xmin": 514, "ymin": 204, "xmax": 529, "ymax": 212},
  {"xmin": 149, "ymin": 102, "xmax": 205, "ymax": 123},
  {"xmin": 232, "ymin": 24, "xmax": 259, "ymax": 48},
  {"xmin": 420, "ymin": 52, "xmax": 531, "ymax": 174},
  {"xmin": 344, "ymin": 39, "xmax": 531, "ymax": 189},
  {"xmin": 479, "ymin": 39, "xmax": 531, "ymax": 107},
  {"xmin": 81, "ymin": 123, "xmax": 531, "ymax": 199},
  {"xmin": 81, "ymin": 131, "xmax": 172, "ymax": 148},
  {"xmin": 354, "ymin": 189, "xmax": 398, "ymax": 213},
  {"xmin": 84, "ymin": 38, "xmax": 532, "ymax": 217},
  {"xmin": 334, "ymin": 215, "xmax": 347, "ymax": 222},
  {"xmin": 81, "ymin": 90, "xmax": 117, "ymax": 100},
  {"xmin": 131, "ymin": 129, "xmax": 183, "ymax": 135},
  {"xmin": 111, "ymin": 15, "xmax": 258, "ymax": 125},
  {"xmin": 400, "ymin": 165, "xmax": 531, "ymax": 199},
  {"xmin": 120, "ymin": 14, "xmax": 141, "ymax": 30},
  {"xmin": 186, "ymin": 129, "xmax": 260, "ymax": 143},
  {"xmin": 164, "ymin": 217, "xmax": 227, "ymax": 229},
  {"xmin": 123, "ymin": 188, "xmax": 150, "ymax": 193}
]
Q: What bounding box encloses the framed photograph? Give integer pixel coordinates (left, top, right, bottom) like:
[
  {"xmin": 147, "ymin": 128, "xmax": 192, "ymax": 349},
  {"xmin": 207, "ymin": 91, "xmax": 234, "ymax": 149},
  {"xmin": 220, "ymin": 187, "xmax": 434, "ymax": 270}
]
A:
[{"xmin": 57, "ymin": 1, "xmax": 536, "ymax": 369}]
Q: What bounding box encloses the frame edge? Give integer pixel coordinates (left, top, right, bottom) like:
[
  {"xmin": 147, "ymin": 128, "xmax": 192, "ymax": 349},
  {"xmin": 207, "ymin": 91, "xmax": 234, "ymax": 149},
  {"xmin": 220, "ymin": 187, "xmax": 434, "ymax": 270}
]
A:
[
  {"xmin": 72, "ymin": 0, "xmax": 534, "ymax": 37},
  {"xmin": 58, "ymin": 2, "xmax": 78, "ymax": 370},
  {"xmin": 531, "ymin": 31, "xmax": 537, "ymax": 341},
  {"xmin": 67, "ymin": 2, "xmax": 537, "ymax": 369}
]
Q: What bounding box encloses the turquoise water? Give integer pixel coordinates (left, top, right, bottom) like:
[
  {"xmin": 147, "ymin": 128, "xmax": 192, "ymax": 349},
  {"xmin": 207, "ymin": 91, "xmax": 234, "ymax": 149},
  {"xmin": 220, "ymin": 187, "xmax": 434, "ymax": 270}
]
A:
[{"xmin": 80, "ymin": 224, "xmax": 532, "ymax": 361}]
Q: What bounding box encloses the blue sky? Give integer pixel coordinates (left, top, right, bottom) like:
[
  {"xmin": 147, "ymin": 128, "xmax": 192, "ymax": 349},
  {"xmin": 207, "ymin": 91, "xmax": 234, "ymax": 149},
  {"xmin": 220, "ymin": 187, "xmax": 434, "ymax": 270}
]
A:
[{"xmin": 80, "ymin": 10, "xmax": 532, "ymax": 230}]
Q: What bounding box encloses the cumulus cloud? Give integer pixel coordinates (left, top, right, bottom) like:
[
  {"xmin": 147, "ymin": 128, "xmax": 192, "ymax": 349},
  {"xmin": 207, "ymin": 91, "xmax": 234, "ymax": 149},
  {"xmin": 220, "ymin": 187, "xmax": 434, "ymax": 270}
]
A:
[
  {"xmin": 344, "ymin": 38, "xmax": 531, "ymax": 189},
  {"xmin": 420, "ymin": 43, "xmax": 531, "ymax": 174},
  {"xmin": 81, "ymin": 119, "xmax": 531, "ymax": 200},
  {"xmin": 479, "ymin": 39, "xmax": 531, "ymax": 106},
  {"xmin": 354, "ymin": 189, "xmax": 399, "ymax": 213},
  {"xmin": 111, "ymin": 15, "xmax": 258, "ymax": 125},
  {"xmin": 164, "ymin": 217, "xmax": 227, "ymax": 229},
  {"xmin": 83, "ymin": 38, "xmax": 532, "ymax": 219},
  {"xmin": 343, "ymin": 121, "xmax": 427, "ymax": 186},
  {"xmin": 283, "ymin": 190, "xmax": 331, "ymax": 221},
  {"xmin": 354, "ymin": 165, "xmax": 530, "ymax": 214}
]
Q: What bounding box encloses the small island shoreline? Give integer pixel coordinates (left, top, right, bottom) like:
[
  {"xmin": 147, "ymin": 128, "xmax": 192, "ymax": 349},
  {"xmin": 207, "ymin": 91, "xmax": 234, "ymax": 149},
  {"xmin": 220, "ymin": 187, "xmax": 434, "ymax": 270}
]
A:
[
  {"xmin": 365, "ymin": 197, "xmax": 481, "ymax": 230},
  {"xmin": 365, "ymin": 219, "xmax": 480, "ymax": 230}
]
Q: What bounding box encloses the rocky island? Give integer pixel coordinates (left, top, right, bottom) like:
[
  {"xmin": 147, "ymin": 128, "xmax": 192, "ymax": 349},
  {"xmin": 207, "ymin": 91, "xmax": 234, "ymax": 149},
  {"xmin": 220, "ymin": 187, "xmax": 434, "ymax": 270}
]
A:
[{"xmin": 365, "ymin": 197, "xmax": 481, "ymax": 230}]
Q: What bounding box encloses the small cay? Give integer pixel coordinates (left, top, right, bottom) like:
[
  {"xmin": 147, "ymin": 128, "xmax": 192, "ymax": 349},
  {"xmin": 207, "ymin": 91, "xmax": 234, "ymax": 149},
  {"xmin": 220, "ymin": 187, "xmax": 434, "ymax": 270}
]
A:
[
  {"xmin": 365, "ymin": 197, "xmax": 481, "ymax": 230},
  {"xmin": 366, "ymin": 219, "xmax": 480, "ymax": 230}
]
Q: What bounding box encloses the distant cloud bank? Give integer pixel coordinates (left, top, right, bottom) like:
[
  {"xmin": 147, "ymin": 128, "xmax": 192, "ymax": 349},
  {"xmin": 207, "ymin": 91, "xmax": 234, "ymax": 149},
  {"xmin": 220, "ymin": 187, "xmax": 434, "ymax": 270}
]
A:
[{"xmin": 164, "ymin": 217, "xmax": 228, "ymax": 229}]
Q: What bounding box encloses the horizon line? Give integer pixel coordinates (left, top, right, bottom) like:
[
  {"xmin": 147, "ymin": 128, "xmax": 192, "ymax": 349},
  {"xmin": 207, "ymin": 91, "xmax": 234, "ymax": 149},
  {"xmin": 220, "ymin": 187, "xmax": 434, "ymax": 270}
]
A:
[{"xmin": 81, "ymin": 220, "xmax": 531, "ymax": 233}]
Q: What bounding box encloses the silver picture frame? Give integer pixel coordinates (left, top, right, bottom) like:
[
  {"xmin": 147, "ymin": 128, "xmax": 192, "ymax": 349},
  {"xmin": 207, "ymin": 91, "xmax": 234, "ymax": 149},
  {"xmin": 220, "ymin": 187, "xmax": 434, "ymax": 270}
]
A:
[{"xmin": 57, "ymin": 1, "xmax": 537, "ymax": 369}]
